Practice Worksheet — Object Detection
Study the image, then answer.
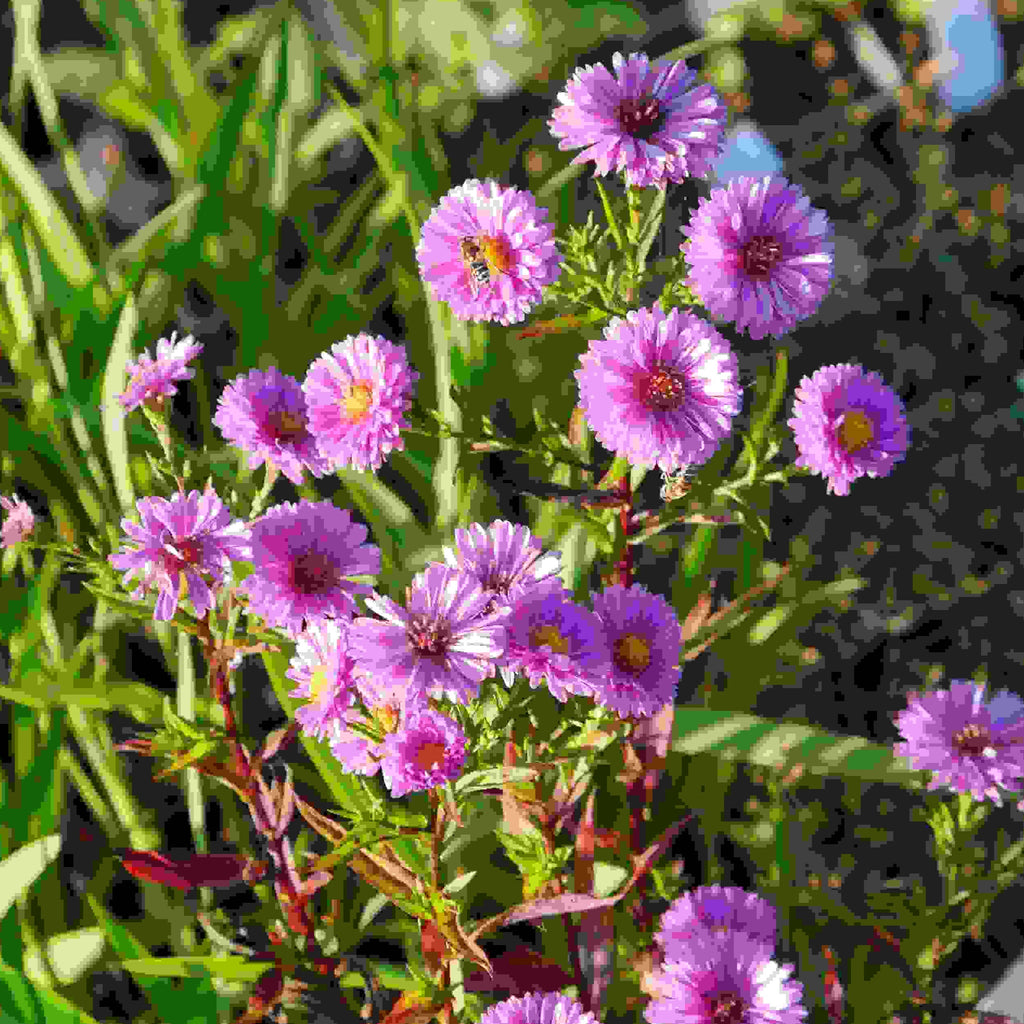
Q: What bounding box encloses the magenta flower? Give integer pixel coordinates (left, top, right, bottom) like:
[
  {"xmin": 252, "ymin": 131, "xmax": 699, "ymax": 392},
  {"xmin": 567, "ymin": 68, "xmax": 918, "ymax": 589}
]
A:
[
  {"xmin": 1, "ymin": 494, "xmax": 35, "ymax": 548},
  {"xmin": 415, "ymin": 179, "xmax": 561, "ymax": 326},
  {"xmin": 590, "ymin": 584, "xmax": 681, "ymax": 718},
  {"xmin": 347, "ymin": 563, "xmax": 509, "ymax": 710},
  {"xmin": 117, "ymin": 330, "xmax": 204, "ymax": 411},
  {"xmin": 213, "ymin": 366, "xmax": 331, "ymax": 485},
  {"xmin": 680, "ymin": 176, "xmax": 834, "ymax": 340},
  {"xmin": 646, "ymin": 930, "xmax": 807, "ymax": 1024},
  {"xmin": 504, "ymin": 589, "xmax": 608, "ymax": 703},
  {"xmin": 108, "ymin": 487, "xmax": 251, "ymax": 621},
  {"xmin": 548, "ymin": 51, "xmax": 728, "ymax": 189},
  {"xmin": 379, "ymin": 706, "xmax": 468, "ymax": 798},
  {"xmin": 303, "ymin": 334, "xmax": 419, "ymax": 473},
  {"xmin": 788, "ymin": 363, "xmax": 909, "ymax": 497},
  {"xmin": 575, "ymin": 304, "xmax": 742, "ymax": 473},
  {"xmin": 478, "ymin": 992, "xmax": 598, "ymax": 1024},
  {"xmin": 893, "ymin": 681, "xmax": 1024, "ymax": 806},
  {"xmin": 286, "ymin": 618, "xmax": 363, "ymax": 740},
  {"xmin": 655, "ymin": 886, "xmax": 778, "ymax": 962},
  {"xmin": 237, "ymin": 500, "xmax": 381, "ymax": 636}
]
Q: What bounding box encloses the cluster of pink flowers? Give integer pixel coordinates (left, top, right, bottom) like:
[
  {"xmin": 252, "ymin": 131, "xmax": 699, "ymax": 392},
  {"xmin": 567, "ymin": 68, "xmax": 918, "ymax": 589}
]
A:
[
  {"xmin": 410, "ymin": 50, "xmax": 910, "ymax": 496},
  {"xmin": 287, "ymin": 519, "xmax": 682, "ymax": 798}
]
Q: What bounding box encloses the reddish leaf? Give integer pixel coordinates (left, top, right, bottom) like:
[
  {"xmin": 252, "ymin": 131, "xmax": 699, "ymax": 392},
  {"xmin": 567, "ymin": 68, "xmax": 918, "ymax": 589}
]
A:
[
  {"xmin": 118, "ymin": 850, "xmax": 261, "ymax": 890},
  {"xmin": 462, "ymin": 946, "xmax": 573, "ymax": 995}
]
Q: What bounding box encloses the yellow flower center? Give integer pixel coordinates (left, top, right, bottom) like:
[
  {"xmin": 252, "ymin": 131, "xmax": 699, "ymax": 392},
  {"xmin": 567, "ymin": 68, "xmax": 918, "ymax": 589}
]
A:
[
  {"xmin": 613, "ymin": 633, "xmax": 651, "ymax": 674},
  {"xmin": 530, "ymin": 623, "xmax": 570, "ymax": 655},
  {"xmin": 269, "ymin": 407, "xmax": 306, "ymax": 440},
  {"xmin": 837, "ymin": 410, "xmax": 874, "ymax": 453},
  {"xmin": 309, "ymin": 664, "xmax": 333, "ymax": 703},
  {"xmin": 341, "ymin": 380, "xmax": 375, "ymax": 423}
]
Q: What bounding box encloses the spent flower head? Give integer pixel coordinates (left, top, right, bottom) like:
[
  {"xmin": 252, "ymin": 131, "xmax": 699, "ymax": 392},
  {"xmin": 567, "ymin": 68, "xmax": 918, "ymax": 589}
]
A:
[
  {"xmin": 548, "ymin": 51, "xmax": 728, "ymax": 189},
  {"xmin": 788, "ymin": 363, "xmax": 909, "ymax": 496},
  {"xmin": 347, "ymin": 562, "xmax": 509, "ymax": 712},
  {"xmin": 680, "ymin": 176, "xmax": 834, "ymax": 340},
  {"xmin": 894, "ymin": 680, "xmax": 1024, "ymax": 806},
  {"xmin": 575, "ymin": 304, "xmax": 742, "ymax": 473},
  {"xmin": 416, "ymin": 179, "xmax": 561, "ymax": 325},
  {"xmin": 108, "ymin": 487, "xmax": 251, "ymax": 621},
  {"xmin": 1, "ymin": 494, "xmax": 36, "ymax": 549},
  {"xmin": 117, "ymin": 330, "xmax": 203, "ymax": 412},
  {"xmin": 214, "ymin": 366, "xmax": 332, "ymax": 485},
  {"xmin": 590, "ymin": 583, "xmax": 681, "ymax": 718},
  {"xmin": 303, "ymin": 334, "xmax": 419, "ymax": 473},
  {"xmin": 237, "ymin": 499, "xmax": 381, "ymax": 637}
]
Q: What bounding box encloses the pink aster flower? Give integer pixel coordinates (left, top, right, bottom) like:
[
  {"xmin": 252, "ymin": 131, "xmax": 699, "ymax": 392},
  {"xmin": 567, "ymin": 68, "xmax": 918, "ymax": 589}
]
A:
[
  {"xmin": 443, "ymin": 520, "xmax": 565, "ymax": 612},
  {"xmin": 787, "ymin": 363, "xmax": 909, "ymax": 497},
  {"xmin": 108, "ymin": 487, "xmax": 251, "ymax": 621},
  {"xmin": 1, "ymin": 494, "xmax": 36, "ymax": 548},
  {"xmin": 415, "ymin": 179, "xmax": 561, "ymax": 326},
  {"xmin": 646, "ymin": 930, "xmax": 807, "ymax": 1024},
  {"xmin": 213, "ymin": 366, "xmax": 331, "ymax": 485},
  {"xmin": 575, "ymin": 304, "xmax": 742, "ymax": 473},
  {"xmin": 893, "ymin": 680, "xmax": 1024, "ymax": 806},
  {"xmin": 680, "ymin": 176, "xmax": 834, "ymax": 340},
  {"xmin": 286, "ymin": 618, "xmax": 363, "ymax": 740},
  {"xmin": 479, "ymin": 992, "xmax": 598, "ymax": 1024},
  {"xmin": 117, "ymin": 330, "xmax": 204, "ymax": 411},
  {"xmin": 590, "ymin": 584, "xmax": 681, "ymax": 719},
  {"xmin": 504, "ymin": 589, "xmax": 609, "ymax": 703},
  {"xmin": 237, "ymin": 499, "xmax": 382, "ymax": 637},
  {"xmin": 347, "ymin": 562, "xmax": 509, "ymax": 711},
  {"xmin": 548, "ymin": 51, "xmax": 728, "ymax": 189},
  {"xmin": 655, "ymin": 886, "xmax": 778, "ymax": 962},
  {"xmin": 378, "ymin": 706, "xmax": 468, "ymax": 798},
  {"xmin": 303, "ymin": 334, "xmax": 419, "ymax": 473},
  {"xmin": 329, "ymin": 713, "xmax": 387, "ymax": 777}
]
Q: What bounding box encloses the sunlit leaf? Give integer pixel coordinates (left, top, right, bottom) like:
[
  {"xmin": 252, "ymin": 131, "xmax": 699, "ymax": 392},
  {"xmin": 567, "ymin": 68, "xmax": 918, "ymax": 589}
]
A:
[{"xmin": 0, "ymin": 835, "xmax": 62, "ymax": 922}]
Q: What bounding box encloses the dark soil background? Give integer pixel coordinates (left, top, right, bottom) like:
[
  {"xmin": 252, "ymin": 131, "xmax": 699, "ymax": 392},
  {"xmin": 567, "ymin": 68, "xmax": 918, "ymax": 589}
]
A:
[{"xmin": 1, "ymin": 0, "xmax": 1023, "ymax": 1021}]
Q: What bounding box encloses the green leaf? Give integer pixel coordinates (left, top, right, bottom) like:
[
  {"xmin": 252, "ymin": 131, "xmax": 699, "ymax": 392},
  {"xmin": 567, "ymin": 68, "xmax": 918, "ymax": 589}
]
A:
[
  {"xmin": 0, "ymin": 122, "xmax": 93, "ymax": 289},
  {"xmin": 86, "ymin": 893, "xmax": 219, "ymax": 1024},
  {"xmin": 0, "ymin": 961, "xmax": 102, "ymax": 1024},
  {"xmin": 101, "ymin": 293, "xmax": 136, "ymax": 515},
  {"xmin": 453, "ymin": 767, "xmax": 540, "ymax": 797},
  {"xmin": 634, "ymin": 186, "xmax": 666, "ymax": 274},
  {"xmin": 0, "ymin": 835, "xmax": 62, "ymax": 922},
  {"xmin": 23, "ymin": 928, "xmax": 105, "ymax": 987},
  {"xmin": 117, "ymin": 956, "xmax": 272, "ymax": 981},
  {"xmin": 670, "ymin": 707, "xmax": 928, "ymax": 786}
]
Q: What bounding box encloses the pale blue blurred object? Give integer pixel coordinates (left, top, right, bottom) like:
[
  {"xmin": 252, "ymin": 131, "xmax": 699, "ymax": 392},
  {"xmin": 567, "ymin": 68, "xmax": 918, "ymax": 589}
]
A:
[
  {"xmin": 924, "ymin": 0, "xmax": 1004, "ymax": 112},
  {"xmin": 708, "ymin": 121, "xmax": 784, "ymax": 183}
]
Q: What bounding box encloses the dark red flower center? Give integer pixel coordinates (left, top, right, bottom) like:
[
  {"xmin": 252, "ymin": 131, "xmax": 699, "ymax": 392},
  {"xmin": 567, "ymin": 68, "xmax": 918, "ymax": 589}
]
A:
[
  {"xmin": 740, "ymin": 235, "xmax": 784, "ymax": 278},
  {"xmin": 267, "ymin": 407, "xmax": 307, "ymax": 442},
  {"xmin": 641, "ymin": 366, "xmax": 687, "ymax": 411},
  {"xmin": 413, "ymin": 741, "xmax": 446, "ymax": 772},
  {"xmin": 161, "ymin": 537, "xmax": 203, "ymax": 575},
  {"xmin": 408, "ymin": 614, "xmax": 452, "ymax": 657},
  {"xmin": 708, "ymin": 993, "xmax": 746, "ymax": 1023},
  {"xmin": 617, "ymin": 94, "xmax": 663, "ymax": 139},
  {"xmin": 290, "ymin": 550, "xmax": 341, "ymax": 594},
  {"xmin": 953, "ymin": 722, "xmax": 992, "ymax": 757}
]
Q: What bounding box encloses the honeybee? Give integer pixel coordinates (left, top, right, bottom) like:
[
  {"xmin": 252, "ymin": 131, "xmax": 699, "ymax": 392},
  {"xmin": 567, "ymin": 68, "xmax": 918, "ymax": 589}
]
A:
[{"xmin": 458, "ymin": 234, "xmax": 513, "ymax": 298}]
